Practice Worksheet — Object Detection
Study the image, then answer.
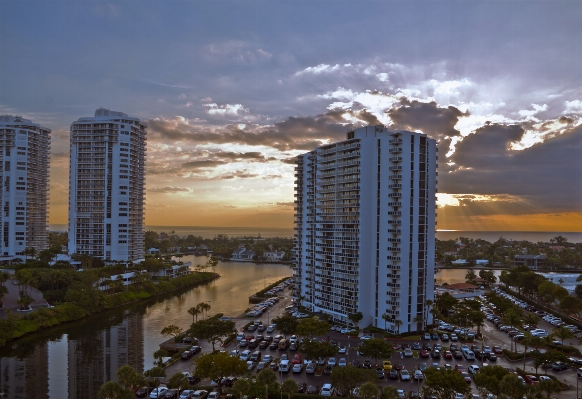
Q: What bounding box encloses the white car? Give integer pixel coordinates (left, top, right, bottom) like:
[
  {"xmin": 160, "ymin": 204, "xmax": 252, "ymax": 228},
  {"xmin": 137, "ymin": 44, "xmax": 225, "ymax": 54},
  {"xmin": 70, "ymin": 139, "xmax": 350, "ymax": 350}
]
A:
[
  {"xmin": 338, "ymin": 346, "xmax": 347, "ymax": 353},
  {"xmin": 230, "ymin": 349, "xmax": 240, "ymax": 357},
  {"xmin": 414, "ymin": 370, "xmax": 424, "ymax": 380},
  {"xmin": 327, "ymin": 357, "xmax": 337, "ymax": 367},
  {"xmin": 321, "ymin": 383, "xmax": 334, "ymax": 397},
  {"xmin": 263, "ymin": 355, "xmax": 273, "ymax": 363},
  {"xmin": 292, "ymin": 363, "xmax": 304, "ymax": 373},
  {"xmin": 338, "ymin": 358, "xmax": 347, "ymax": 367},
  {"xmin": 396, "ymin": 390, "xmax": 405, "ymax": 399},
  {"xmin": 295, "ymin": 313, "xmax": 310, "ymax": 318},
  {"xmin": 208, "ymin": 393, "xmax": 219, "ymax": 399},
  {"xmin": 150, "ymin": 387, "xmax": 169, "ymax": 398},
  {"xmin": 340, "ymin": 327, "xmax": 349, "ymax": 334},
  {"xmin": 400, "ymin": 369, "xmax": 411, "ymax": 381},
  {"xmin": 468, "ymin": 365, "xmax": 480, "ymax": 374},
  {"xmin": 360, "ymin": 335, "xmax": 372, "ymax": 340},
  {"xmin": 404, "ymin": 348, "xmax": 413, "ymax": 357}
]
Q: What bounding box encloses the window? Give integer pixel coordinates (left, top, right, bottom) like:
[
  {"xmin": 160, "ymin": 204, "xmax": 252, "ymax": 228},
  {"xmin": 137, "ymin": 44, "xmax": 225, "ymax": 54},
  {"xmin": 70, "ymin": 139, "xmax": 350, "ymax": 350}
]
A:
[
  {"xmin": 118, "ymin": 224, "xmax": 127, "ymax": 227},
  {"xmin": 119, "ymin": 213, "xmax": 127, "ymax": 216},
  {"xmin": 17, "ymin": 151, "xmax": 26, "ymax": 155},
  {"xmin": 17, "ymin": 146, "xmax": 26, "ymax": 150}
]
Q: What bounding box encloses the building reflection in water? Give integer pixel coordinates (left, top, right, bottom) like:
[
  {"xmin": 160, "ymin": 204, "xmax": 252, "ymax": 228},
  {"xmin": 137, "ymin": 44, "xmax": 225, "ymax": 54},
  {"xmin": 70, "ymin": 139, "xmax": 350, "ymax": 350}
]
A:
[{"xmin": 0, "ymin": 311, "xmax": 143, "ymax": 399}]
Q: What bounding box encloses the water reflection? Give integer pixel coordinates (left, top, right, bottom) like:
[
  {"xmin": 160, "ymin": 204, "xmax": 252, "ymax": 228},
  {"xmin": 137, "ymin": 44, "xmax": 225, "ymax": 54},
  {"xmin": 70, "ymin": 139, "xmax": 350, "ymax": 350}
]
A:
[{"xmin": 0, "ymin": 260, "xmax": 292, "ymax": 398}]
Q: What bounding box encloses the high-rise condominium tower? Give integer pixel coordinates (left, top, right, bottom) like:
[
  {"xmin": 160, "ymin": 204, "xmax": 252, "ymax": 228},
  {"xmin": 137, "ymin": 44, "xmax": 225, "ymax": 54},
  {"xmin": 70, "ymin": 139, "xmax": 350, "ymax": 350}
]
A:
[
  {"xmin": 0, "ymin": 115, "xmax": 50, "ymax": 257},
  {"xmin": 68, "ymin": 108, "xmax": 146, "ymax": 261},
  {"xmin": 293, "ymin": 125, "xmax": 437, "ymax": 333}
]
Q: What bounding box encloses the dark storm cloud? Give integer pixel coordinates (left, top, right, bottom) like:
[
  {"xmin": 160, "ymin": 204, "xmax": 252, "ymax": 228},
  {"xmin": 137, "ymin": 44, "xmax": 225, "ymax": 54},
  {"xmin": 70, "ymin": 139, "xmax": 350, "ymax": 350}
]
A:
[
  {"xmin": 440, "ymin": 123, "xmax": 582, "ymax": 212},
  {"xmin": 148, "ymin": 109, "xmax": 378, "ymax": 151},
  {"xmin": 213, "ymin": 151, "xmax": 277, "ymax": 162}
]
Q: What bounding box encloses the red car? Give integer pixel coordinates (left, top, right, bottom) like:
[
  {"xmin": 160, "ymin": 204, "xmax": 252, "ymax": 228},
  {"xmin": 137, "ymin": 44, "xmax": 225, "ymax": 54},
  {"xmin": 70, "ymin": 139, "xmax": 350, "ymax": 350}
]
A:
[
  {"xmin": 444, "ymin": 351, "xmax": 453, "ymax": 359},
  {"xmin": 292, "ymin": 354, "xmax": 302, "ymax": 364},
  {"xmin": 460, "ymin": 372, "xmax": 472, "ymax": 383},
  {"xmin": 420, "ymin": 349, "xmax": 430, "ymax": 358},
  {"xmin": 245, "ymin": 334, "xmax": 255, "ymax": 340},
  {"xmin": 525, "ymin": 375, "xmax": 539, "ymax": 385},
  {"xmin": 455, "ymin": 365, "xmax": 465, "ymax": 372},
  {"xmin": 493, "ymin": 345, "xmax": 503, "ymax": 354}
]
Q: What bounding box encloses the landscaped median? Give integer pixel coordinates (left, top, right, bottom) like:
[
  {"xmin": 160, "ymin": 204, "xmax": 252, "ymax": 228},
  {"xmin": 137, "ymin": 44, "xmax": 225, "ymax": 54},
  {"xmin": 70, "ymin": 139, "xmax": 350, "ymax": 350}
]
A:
[{"xmin": 0, "ymin": 271, "xmax": 218, "ymax": 346}]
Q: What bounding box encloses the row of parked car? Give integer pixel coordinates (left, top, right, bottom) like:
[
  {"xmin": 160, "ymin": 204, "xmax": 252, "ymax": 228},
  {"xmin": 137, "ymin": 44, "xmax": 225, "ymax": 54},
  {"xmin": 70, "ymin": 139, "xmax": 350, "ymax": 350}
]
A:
[{"xmin": 245, "ymin": 297, "xmax": 281, "ymax": 317}]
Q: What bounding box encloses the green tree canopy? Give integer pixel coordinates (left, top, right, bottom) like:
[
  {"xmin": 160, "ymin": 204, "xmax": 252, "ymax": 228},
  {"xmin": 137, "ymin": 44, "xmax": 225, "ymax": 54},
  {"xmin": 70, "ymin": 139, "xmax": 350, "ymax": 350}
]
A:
[
  {"xmin": 356, "ymin": 338, "xmax": 394, "ymax": 362},
  {"xmin": 97, "ymin": 381, "xmax": 133, "ymax": 399},
  {"xmin": 194, "ymin": 352, "xmax": 248, "ymax": 392},
  {"xmin": 499, "ymin": 374, "xmax": 527, "ymax": 399},
  {"xmin": 422, "ymin": 368, "xmax": 470, "ymax": 399},
  {"xmin": 296, "ymin": 317, "xmax": 330, "ymax": 339},
  {"xmin": 358, "ymin": 382, "xmax": 380, "ymax": 399},
  {"xmin": 188, "ymin": 318, "xmax": 237, "ymax": 352},
  {"xmin": 473, "ymin": 365, "xmax": 509, "ymax": 397},
  {"xmin": 331, "ymin": 365, "xmax": 377, "ymax": 398},
  {"xmin": 301, "ymin": 340, "xmax": 338, "ymax": 362},
  {"xmin": 271, "ymin": 313, "xmax": 298, "ymax": 335},
  {"xmin": 160, "ymin": 324, "xmax": 183, "ymax": 338}
]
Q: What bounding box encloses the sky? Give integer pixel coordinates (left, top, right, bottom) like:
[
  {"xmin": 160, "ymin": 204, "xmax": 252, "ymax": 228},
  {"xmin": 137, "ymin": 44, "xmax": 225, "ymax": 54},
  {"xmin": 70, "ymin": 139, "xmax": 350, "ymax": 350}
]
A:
[{"xmin": 0, "ymin": 1, "xmax": 581, "ymax": 231}]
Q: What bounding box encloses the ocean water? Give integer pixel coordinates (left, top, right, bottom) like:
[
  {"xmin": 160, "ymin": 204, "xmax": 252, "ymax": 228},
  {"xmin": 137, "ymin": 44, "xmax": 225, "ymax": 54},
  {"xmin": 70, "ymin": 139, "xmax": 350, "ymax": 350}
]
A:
[{"xmin": 49, "ymin": 224, "xmax": 581, "ymax": 243}]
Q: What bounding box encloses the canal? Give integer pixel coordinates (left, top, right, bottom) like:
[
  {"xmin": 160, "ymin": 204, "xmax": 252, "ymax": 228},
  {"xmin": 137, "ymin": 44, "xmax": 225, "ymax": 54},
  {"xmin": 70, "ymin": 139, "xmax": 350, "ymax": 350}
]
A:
[{"xmin": 0, "ymin": 263, "xmax": 489, "ymax": 398}]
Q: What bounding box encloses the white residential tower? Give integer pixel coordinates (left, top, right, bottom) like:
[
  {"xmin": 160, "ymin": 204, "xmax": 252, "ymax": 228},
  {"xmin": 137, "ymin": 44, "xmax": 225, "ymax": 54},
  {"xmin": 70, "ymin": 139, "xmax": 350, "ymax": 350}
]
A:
[
  {"xmin": 0, "ymin": 115, "xmax": 50, "ymax": 258},
  {"xmin": 293, "ymin": 125, "xmax": 437, "ymax": 333},
  {"xmin": 68, "ymin": 108, "xmax": 146, "ymax": 261}
]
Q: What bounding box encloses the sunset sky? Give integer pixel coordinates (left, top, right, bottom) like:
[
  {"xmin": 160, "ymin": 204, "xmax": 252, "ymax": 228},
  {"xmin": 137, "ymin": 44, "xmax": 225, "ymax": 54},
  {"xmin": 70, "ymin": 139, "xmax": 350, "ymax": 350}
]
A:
[{"xmin": 1, "ymin": 1, "xmax": 581, "ymax": 231}]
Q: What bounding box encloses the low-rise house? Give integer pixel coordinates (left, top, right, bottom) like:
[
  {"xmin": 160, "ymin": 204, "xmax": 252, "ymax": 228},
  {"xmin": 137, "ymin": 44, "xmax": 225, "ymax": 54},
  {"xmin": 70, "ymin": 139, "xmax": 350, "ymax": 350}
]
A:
[
  {"xmin": 514, "ymin": 254, "xmax": 546, "ymax": 270},
  {"xmin": 148, "ymin": 248, "xmax": 160, "ymax": 254},
  {"xmin": 263, "ymin": 251, "xmax": 285, "ymax": 262},
  {"xmin": 230, "ymin": 247, "xmax": 255, "ymax": 262}
]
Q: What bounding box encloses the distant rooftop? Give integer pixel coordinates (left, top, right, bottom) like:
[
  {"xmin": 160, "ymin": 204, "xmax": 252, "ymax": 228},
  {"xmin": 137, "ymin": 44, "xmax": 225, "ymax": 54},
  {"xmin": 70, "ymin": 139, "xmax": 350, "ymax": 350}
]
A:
[
  {"xmin": 0, "ymin": 115, "xmax": 49, "ymax": 130},
  {"xmin": 75, "ymin": 108, "xmax": 141, "ymax": 122}
]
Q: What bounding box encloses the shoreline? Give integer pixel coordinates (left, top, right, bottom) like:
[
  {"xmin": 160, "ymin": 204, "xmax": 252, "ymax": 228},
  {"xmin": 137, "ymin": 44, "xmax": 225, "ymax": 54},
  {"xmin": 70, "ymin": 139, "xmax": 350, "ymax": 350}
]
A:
[{"xmin": 0, "ymin": 271, "xmax": 219, "ymax": 347}]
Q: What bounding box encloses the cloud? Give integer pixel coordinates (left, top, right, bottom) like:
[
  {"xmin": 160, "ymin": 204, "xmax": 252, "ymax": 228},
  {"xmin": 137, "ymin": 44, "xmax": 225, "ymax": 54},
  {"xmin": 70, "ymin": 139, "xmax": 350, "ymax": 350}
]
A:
[
  {"xmin": 149, "ymin": 186, "xmax": 192, "ymax": 194},
  {"xmin": 218, "ymin": 170, "xmax": 259, "ymax": 179},
  {"xmin": 204, "ymin": 103, "xmax": 248, "ymax": 116},
  {"xmin": 564, "ymin": 100, "xmax": 582, "ymax": 115},
  {"xmin": 276, "ymin": 202, "xmax": 295, "ymax": 207}
]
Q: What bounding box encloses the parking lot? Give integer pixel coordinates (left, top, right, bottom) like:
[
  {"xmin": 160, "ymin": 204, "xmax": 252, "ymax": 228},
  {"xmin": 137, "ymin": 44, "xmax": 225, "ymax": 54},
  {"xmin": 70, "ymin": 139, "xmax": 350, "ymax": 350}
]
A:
[{"xmin": 166, "ymin": 285, "xmax": 582, "ymax": 398}]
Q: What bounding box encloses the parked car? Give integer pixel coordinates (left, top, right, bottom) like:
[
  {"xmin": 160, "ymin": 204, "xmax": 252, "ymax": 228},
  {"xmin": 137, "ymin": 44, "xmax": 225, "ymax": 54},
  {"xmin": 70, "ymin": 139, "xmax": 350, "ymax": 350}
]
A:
[
  {"xmin": 306, "ymin": 363, "xmax": 316, "ymax": 374},
  {"xmin": 150, "ymin": 388, "xmax": 169, "ymax": 399},
  {"xmin": 136, "ymin": 387, "xmax": 152, "ymax": 398},
  {"xmin": 292, "ymin": 363, "xmax": 304, "ymax": 373},
  {"xmin": 321, "ymin": 384, "xmax": 334, "ymax": 397},
  {"xmin": 414, "ymin": 370, "xmax": 424, "ymax": 380},
  {"xmin": 400, "ymin": 370, "xmax": 411, "ymax": 381}
]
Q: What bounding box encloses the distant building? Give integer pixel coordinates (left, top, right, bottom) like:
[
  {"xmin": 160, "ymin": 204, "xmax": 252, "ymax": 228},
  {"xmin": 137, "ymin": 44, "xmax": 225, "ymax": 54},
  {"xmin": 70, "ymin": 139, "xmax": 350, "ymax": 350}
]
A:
[
  {"xmin": 148, "ymin": 248, "xmax": 160, "ymax": 254},
  {"xmin": 475, "ymin": 259, "xmax": 488, "ymax": 265},
  {"xmin": 537, "ymin": 272, "xmax": 578, "ymax": 295},
  {"xmin": 68, "ymin": 108, "xmax": 146, "ymax": 262},
  {"xmin": 514, "ymin": 254, "xmax": 546, "ymax": 270},
  {"xmin": 0, "ymin": 115, "xmax": 51, "ymax": 258},
  {"xmin": 230, "ymin": 247, "xmax": 255, "ymax": 262},
  {"xmin": 263, "ymin": 251, "xmax": 285, "ymax": 262},
  {"xmin": 451, "ymin": 259, "xmax": 469, "ymax": 265}
]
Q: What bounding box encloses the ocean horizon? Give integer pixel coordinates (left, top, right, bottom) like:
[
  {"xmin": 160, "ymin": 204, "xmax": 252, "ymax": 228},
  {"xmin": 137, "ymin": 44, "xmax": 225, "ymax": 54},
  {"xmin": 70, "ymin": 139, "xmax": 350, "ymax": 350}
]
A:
[{"xmin": 48, "ymin": 224, "xmax": 582, "ymax": 243}]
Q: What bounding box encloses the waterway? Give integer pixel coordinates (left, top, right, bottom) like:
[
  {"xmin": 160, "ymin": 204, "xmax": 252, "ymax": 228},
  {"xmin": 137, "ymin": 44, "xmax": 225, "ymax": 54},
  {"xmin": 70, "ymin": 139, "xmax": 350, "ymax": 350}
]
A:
[
  {"xmin": 0, "ymin": 258, "xmax": 292, "ymax": 399},
  {"xmin": 0, "ymin": 263, "xmax": 530, "ymax": 398}
]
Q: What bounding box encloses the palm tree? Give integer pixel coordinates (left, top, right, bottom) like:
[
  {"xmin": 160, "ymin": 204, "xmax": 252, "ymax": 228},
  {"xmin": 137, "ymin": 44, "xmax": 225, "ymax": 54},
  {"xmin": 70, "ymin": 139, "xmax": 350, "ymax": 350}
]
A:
[
  {"xmin": 188, "ymin": 306, "xmax": 201, "ymax": 323},
  {"xmin": 381, "ymin": 313, "xmax": 390, "ymax": 331},
  {"xmin": 394, "ymin": 319, "xmax": 403, "ymax": 335},
  {"xmin": 502, "ymin": 308, "xmax": 523, "ymax": 352},
  {"xmin": 552, "ymin": 326, "xmax": 574, "ymax": 345},
  {"xmin": 97, "ymin": 381, "xmax": 127, "ymax": 399},
  {"xmin": 198, "ymin": 302, "xmax": 211, "ymax": 319},
  {"xmin": 413, "ymin": 315, "xmax": 424, "ymax": 332}
]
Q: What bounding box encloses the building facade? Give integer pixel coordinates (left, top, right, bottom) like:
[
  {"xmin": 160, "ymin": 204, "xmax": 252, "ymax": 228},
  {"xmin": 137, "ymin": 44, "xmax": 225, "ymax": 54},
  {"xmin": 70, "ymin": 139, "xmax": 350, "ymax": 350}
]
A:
[
  {"xmin": 293, "ymin": 125, "xmax": 437, "ymax": 333},
  {"xmin": 0, "ymin": 115, "xmax": 50, "ymax": 258},
  {"xmin": 68, "ymin": 108, "xmax": 146, "ymax": 261}
]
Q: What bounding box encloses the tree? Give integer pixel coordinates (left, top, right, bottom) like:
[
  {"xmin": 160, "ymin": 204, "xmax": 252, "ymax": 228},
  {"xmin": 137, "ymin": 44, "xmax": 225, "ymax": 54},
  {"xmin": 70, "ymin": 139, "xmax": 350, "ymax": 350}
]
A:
[
  {"xmin": 301, "ymin": 339, "xmax": 338, "ymax": 362},
  {"xmin": 198, "ymin": 302, "xmax": 212, "ymax": 319},
  {"xmin": 381, "ymin": 386, "xmax": 399, "ymax": 399},
  {"xmin": 232, "ymin": 378, "xmax": 251, "ymax": 399},
  {"xmin": 296, "ymin": 317, "xmax": 330, "ymax": 339},
  {"xmin": 381, "ymin": 313, "xmax": 390, "ymax": 330},
  {"xmin": 422, "ymin": 368, "xmax": 469, "ymax": 399},
  {"xmin": 280, "ymin": 378, "xmax": 298, "ymax": 396},
  {"xmin": 194, "ymin": 352, "xmax": 248, "ymax": 392},
  {"xmin": 537, "ymin": 378, "xmax": 562, "ymax": 398},
  {"xmin": 97, "ymin": 381, "xmax": 133, "ymax": 399},
  {"xmin": 499, "ymin": 374, "xmax": 527, "ymax": 399},
  {"xmin": 394, "ymin": 319, "xmax": 402, "ymax": 334},
  {"xmin": 357, "ymin": 338, "xmax": 394, "ymax": 363},
  {"xmin": 153, "ymin": 349, "xmax": 169, "ymax": 367},
  {"xmin": 348, "ymin": 312, "xmax": 363, "ymax": 326},
  {"xmin": 358, "ymin": 382, "xmax": 380, "ymax": 399},
  {"xmin": 575, "ymin": 285, "xmax": 582, "ymax": 298},
  {"xmin": 465, "ymin": 269, "xmax": 477, "ymax": 284},
  {"xmin": 435, "ymin": 292, "xmax": 459, "ymax": 317},
  {"xmin": 188, "ymin": 318, "xmax": 236, "ymax": 352},
  {"xmin": 161, "ymin": 324, "xmax": 183, "ymax": 339},
  {"xmin": 256, "ymin": 368, "xmax": 278, "ymax": 386},
  {"xmin": 116, "ymin": 365, "xmax": 144, "ymax": 391},
  {"xmin": 188, "ymin": 306, "xmax": 202, "ymax": 323},
  {"xmin": 552, "ymin": 325, "xmax": 574, "ymax": 345},
  {"xmin": 502, "ymin": 307, "xmax": 524, "ymax": 352},
  {"xmin": 167, "ymin": 372, "xmax": 189, "ymax": 389},
  {"xmin": 331, "ymin": 365, "xmax": 377, "ymax": 398},
  {"xmin": 473, "ymin": 365, "xmax": 509, "ymax": 398},
  {"xmin": 144, "ymin": 366, "xmax": 166, "ymax": 378},
  {"xmin": 559, "ymin": 296, "xmax": 582, "ymax": 317},
  {"xmin": 272, "ymin": 313, "xmax": 299, "ymax": 335}
]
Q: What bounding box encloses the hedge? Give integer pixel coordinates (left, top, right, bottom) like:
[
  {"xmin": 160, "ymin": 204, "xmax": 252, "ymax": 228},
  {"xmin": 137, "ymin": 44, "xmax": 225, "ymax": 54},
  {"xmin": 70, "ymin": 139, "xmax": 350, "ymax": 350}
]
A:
[{"xmin": 253, "ymin": 277, "xmax": 292, "ymax": 298}]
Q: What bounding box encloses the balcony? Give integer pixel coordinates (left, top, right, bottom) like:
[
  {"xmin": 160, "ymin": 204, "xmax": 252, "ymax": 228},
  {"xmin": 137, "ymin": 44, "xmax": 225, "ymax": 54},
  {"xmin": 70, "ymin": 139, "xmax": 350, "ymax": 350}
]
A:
[
  {"xmin": 389, "ymin": 148, "xmax": 402, "ymax": 154},
  {"xmin": 389, "ymin": 156, "xmax": 402, "ymax": 163}
]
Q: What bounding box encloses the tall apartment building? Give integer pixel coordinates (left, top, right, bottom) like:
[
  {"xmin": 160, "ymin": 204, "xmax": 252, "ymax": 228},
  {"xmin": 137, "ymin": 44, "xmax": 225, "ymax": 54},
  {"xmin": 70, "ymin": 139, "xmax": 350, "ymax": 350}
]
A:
[
  {"xmin": 293, "ymin": 125, "xmax": 437, "ymax": 333},
  {"xmin": 0, "ymin": 115, "xmax": 50, "ymax": 258},
  {"xmin": 68, "ymin": 108, "xmax": 146, "ymax": 261}
]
